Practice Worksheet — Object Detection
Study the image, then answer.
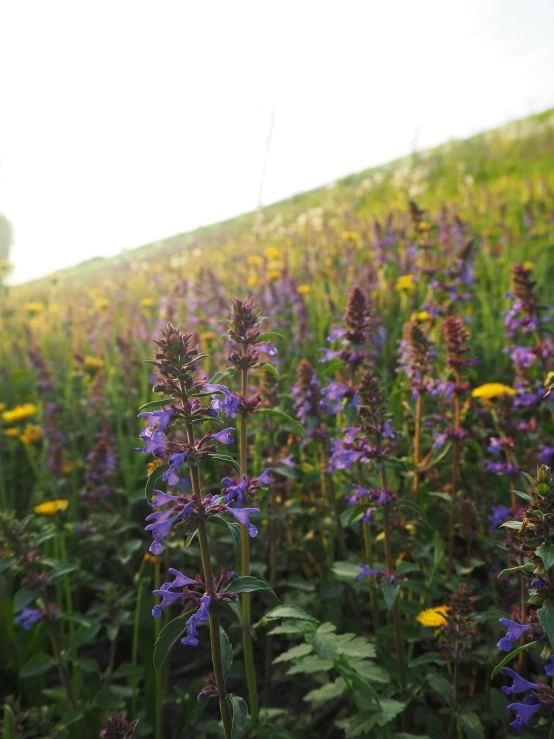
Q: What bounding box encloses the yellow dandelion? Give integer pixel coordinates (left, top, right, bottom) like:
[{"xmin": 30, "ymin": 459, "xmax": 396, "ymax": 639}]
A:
[
  {"xmin": 5, "ymin": 427, "xmax": 20, "ymax": 438},
  {"xmin": 264, "ymin": 247, "xmax": 281, "ymax": 261},
  {"xmin": 147, "ymin": 459, "xmax": 164, "ymax": 476},
  {"xmin": 94, "ymin": 298, "xmax": 110, "ymax": 310},
  {"xmin": 417, "ymin": 221, "xmax": 431, "ymax": 232},
  {"xmin": 34, "ymin": 499, "xmax": 69, "ymax": 516},
  {"xmin": 267, "ymin": 259, "xmax": 283, "ymax": 271},
  {"xmin": 2, "ymin": 403, "xmax": 38, "ymax": 424},
  {"xmin": 395, "ymin": 275, "xmax": 415, "ymax": 292},
  {"xmin": 267, "ymin": 270, "xmax": 281, "ymax": 281},
  {"xmin": 84, "ymin": 356, "xmax": 105, "ymax": 372},
  {"xmin": 140, "ymin": 298, "xmax": 154, "ymax": 308},
  {"xmin": 24, "ymin": 302, "xmax": 44, "ymax": 314},
  {"xmin": 297, "ymin": 284, "xmax": 311, "ymax": 295},
  {"xmin": 472, "ymin": 383, "xmax": 516, "ymax": 400},
  {"xmin": 247, "ymin": 276, "xmax": 259, "ymax": 288},
  {"xmin": 417, "ymin": 606, "xmax": 449, "ymax": 628},
  {"xmin": 405, "ymin": 524, "xmax": 416, "ymax": 535},
  {"xmin": 247, "ymin": 255, "xmax": 264, "ymax": 267},
  {"xmin": 21, "ymin": 426, "xmax": 42, "ymax": 446},
  {"xmin": 523, "ymin": 261, "xmax": 534, "ymax": 271},
  {"xmin": 413, "ymin": 310, "xmax": 431, "ymax": 322}
]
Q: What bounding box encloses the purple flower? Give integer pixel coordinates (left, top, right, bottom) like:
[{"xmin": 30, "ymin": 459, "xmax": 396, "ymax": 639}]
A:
[
  {"xmin": 488, "ymin": 437, "xmax": 502, "ymax": 454},
  {"xmin": 211, "ymin": 428, "xmax": 234, "ymax": 445},
  {"xmin": 135, "ymin": 428, "xmax": 167, "ymax": 455},
  {"xmin": 226, "ymin": 506, "xmax": 260, "ymax": 537},
  {"xmin": 319, "ymin": 348, "xmax": 341, "ymax": 362},
  {"xmin": 145, "ymin": 512, "xmax": 182, "ymax": 554},
  {"xmin": 163, "ymin": 451, "xmax": 189, "ymax": 486},
  {"xmin": 539, "ymin": 445, "xmax": 554, "ymax": 464},
  {"xmin": 362, "ymin": 508, "xmax": 373, "ymax": 524},
  {"xmin": 254, "ymin": 469, "xmax": 274, "ymax": 485},
  {"xmin": 182, "ymin": 595, "xmax": 212, "ymax": 647},
  {"xmin": 257, "ymin": 341, "xmax": 278, "ymax": 356},
  {"xmin": 356, "ymin": 564, "xmax": 379, "ymax": 580},
  {"xmin": 149, "ymin": 490, "xmax": 179, "ymax": 507},
  {"xmin": 507, "ymin": 697, "xmax": 541, "ymax": 732},
  {"xmin": 545, "ymin": 656, "xmax": 554, "ymax": 677},
  {"xmin": 501, "ymin": 668, "xmax": 539, "ymax": 695},
  {"xmin": 14, "ymin": 607, "xmax": 44, "ymax": 630},
  {"xmin": 164, "ymin": 568, "xmax": 198, "ymax": 589},
  {"xmin": 211, "ymin": 387, "xmax": 241, "ymax": 419},
  {"xmin": 383, "ymin": 419, "xmax": 395, "ymax": 439},
  {"xmin": 497, "ymin": 618, "xmax": 532, "ymax": 651},
  {"xmin": 152, "ymin": 588, "xmax": 183, "ymax": 617},
  {"xmin": 137, "ymin": 410, "xmax": 174, "ymax": 430},
  {"xmin": 328, "ymin": 326, "xmax": 346, "ymax": 342},
  {"xmin": 489, "ymin": 505, "xmax": 511, "ymax": 532}
]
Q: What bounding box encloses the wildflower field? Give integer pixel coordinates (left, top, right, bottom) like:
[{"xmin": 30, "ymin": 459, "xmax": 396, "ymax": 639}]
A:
[{"xmin": 2, "ymin": 110, "xmax": 554, "ymax": 739}]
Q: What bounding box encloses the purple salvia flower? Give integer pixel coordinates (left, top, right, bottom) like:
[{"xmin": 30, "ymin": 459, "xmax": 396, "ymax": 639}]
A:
[
  {"xmin": 501, "ymin": 668, "xmax": 539, "ymax": 695},
  {"xmin": 507, "ymin": 697, "xmax": 541, "ymax": 732},
  {"xmin": 497, "ymin": 618, "xmax": 532, "ymax": 651},
  {"xmin": 14, "ymin": 607, "xmax": 44, "ymax": 630},
  {"xmin": 211, "ymin": 428, "xmax": 234, "ymax": 445}
]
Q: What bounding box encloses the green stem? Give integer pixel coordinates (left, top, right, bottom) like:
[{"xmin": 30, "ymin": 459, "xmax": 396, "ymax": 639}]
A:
[
  {"xmin": 154, "ymin": 560, "xmax": 162, "ymax": 739},
  {"xmin": 131, "ymin": 560, "xmax": 145, "ymax": 719},
  {"xmin": 446, "ymin": 373, "xmax": 461, "ymax": 579},
  {"xmin": 197, "ymin": 518, "xmax": 233, "ymax": 739}
]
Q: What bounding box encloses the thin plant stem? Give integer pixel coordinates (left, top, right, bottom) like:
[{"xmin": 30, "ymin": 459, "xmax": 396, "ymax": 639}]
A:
[
  {"xmin": 154, "ymin": 559, "xmax": 162, "ymax": 739},
  {"xmin": 446, "ymin": 370, "xmax": 461, "ymax": 579},
  {"xmin": 413, "ymin": 395, "xmax": 422, "ymax": 502},
  {"xmin": 131, "ymin": 560, "xmax": 145, "ymax": 719}
]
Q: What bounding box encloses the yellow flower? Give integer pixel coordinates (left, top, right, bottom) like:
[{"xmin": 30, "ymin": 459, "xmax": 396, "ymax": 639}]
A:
[
  {"xmin": 0, "ymin": 403, "xmax": 5, "ymax": 412},
  {"xmin": 25, "ymin": 302, "xmax": 44, "ymax": 314},
  {"xmin": 200, "ymin": 331, "xmax": 214, "ymax": 342},
  {"xmin": 34, "ymin": 499, "xmax": 69, "ymax": 516},
  {"xmin": 21, "ymin": 426, "xmax": 42, "ymax": 445},
  {"xmin": 62, "ymin": 462, "xmax": 75, "ymax": 473},
  {"xmin": 405, "ymin": 524, "xmax": 416, "ymax": 535},
  {"xmin": 267, "ymin": 270, "xmax": 281, "ymax": 281},
  {"xmin": 84, "ymin": 356, "xmax": 105, "ymax": 372},
  {"xmin": 94, "ymin": 298, "xmax": 110, "ymax": 310},
  {"xmin": 4, "ymin": 427, "xmax": 20, "ymax": 438},
  {"xmin": 264, "ymin": 247, "xmax": 281, "ymax": 261},
  {"xmin": 413, "ymin": 310, "xmax": 431, "ymax": 322},
  {"xmin": 2, "ymin": 403, "xmax": 38, "ymax": 424},
  {"xmin": 143, "ymin": 552, "xmax": 158, "ymax": 565},
  {"xmin": 472, "ymin": 383, "xmax": 516, "ymax": 400},
  {"xmin": 395, "ymin": 275, "xmax": 415, "ymax": 292},
  {"xmin": 147, "ymin": 459, "xmax": 163, "ymax": 476},
  {"xmin": 417, "ymin": 606, "xmax": 449, "ymax": 628},
  {"xmin": 247, "ymin": 255, "xmax": 264, "ymax": 266},
  {"xmin": 417, "ymin": 221, "xmax": 431, "ymax": 232},
  {"xmin": 375, "ymin": 531, "xmax": 385, "ymax": 542},
  {"xmin": 342, "ymin": 231, "xmax": 361, "ymax": 244},
  {"xmin": 523, "ymin": 261, "xmax": 534, "ymax": 271},
  {"xmin": 247, "ymin": 276, "xmax": 259, "ymax": 288},
  {"xmin": 140, "ymin": 298, "xmax": 154, "ymax": 308},
  {"xmin": 297, "ymin": 284, "xmax": 311, "ymax": 295},
  {"xmin": 267, "ymin": 260, "xmax": 283, "ymax": 271}
]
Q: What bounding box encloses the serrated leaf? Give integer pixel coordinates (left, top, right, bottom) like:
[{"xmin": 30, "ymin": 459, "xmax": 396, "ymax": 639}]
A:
[
  {"xmin": 145, "ymin": 462, "xmax": 169, "ymax": 501},
  {"xmin": 153, "ymin": 614, "xmax": 188, "ymax": 671},
  {"xmin": 20, "ymin": 653, "xmax": 53, "ymax": 678},
  {"xmin": 220, "ymin": 626, "xmax": 232, "ymax": 683},
  {"xmin": 310, "ymin": 624, "xmax": 339, "ymax": 660},
  {"xmin": 348, "ymin": 658, "xmax": 389, "ymax": 684},
  {"xmin": 262, "ymin": 605, "xmax": 318, "ymax": 623},
  {"xmin": 267, "ymin": 622, "xmax": 315, "ymax": 636},
  {"xmin": 344, "ymin": 712, "xmax": 378, "ymax": 737},
  {"xmin": 274, "ymin": 643, "xmax": 313, "ymax": 663},
  {"xmin": 457, "ymin": 711, "xmax": 484, "ymax": 739},
  {"xmin": 376, "ymin": 698, "xmax": 406, "ymax": 725},
  {"xmin": 286, "ymin": 656, "xmax": 334, "ymax": 675},
  {"xmin": 497, "ymin": 563, "xmax": 533, "ymax": 578},
  {"xmin": 231, "ymin": 695, "xmax": 248, "ymax": 739},
  {"xmin": 223, "ymin": 576, "xmax": 278, "ymax": 599},
  {"xmin": 335, "ymin": 635, "xmax": 376, "ymax": 659},
  {"xmin": 490, "ymin": 640, "xmax": 538, "ymax": 678},
  {"xmin": 254, "ymin": 409, "xmax": 305, "ymax": 439},
  {"xmin": 426, "ymin": 673, "xmax": 454, "ymax": 705},
  {"xmin": 304, "ymin": 678, "xmax": 346, "ymax": 705}
]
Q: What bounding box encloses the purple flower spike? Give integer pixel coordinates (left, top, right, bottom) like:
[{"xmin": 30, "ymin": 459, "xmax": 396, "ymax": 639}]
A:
[
  {"xmin": 501, "ymin": 667, "xmax": 539, "ymax": 695},
  {"xmin": 497, "ymin": 618, "xmax": 532, "ymax": 651},
  {"xmin": 212, "ymin": 428, "xmax": 234, "ymax": 445},
  {"xmin": 181, "ymin": 594, "xmax": 212, "ymax": 647},
  {"xmin": 212, "ymin": 387, "xmax": 241, "ymax": 419},
  {"xmin": 138, "ymin": 410, "xmax": 174, "ymax": 430},
  {"xmin": 507, "ymin": 698, "xmax": 541, "ymax": 732}
]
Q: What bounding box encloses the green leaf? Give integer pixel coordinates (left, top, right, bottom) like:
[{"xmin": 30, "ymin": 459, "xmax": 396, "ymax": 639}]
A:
[
  {"xmin": 3, "ymin": 704, "xmax": 16, "ymax": 739},
  {"xmin": 69, "ymin": 623, "xmax": 101, "ymax": 651},
  {"xmin": 397, "ymin": 498, "xmax": 429, "ymax": 525},
  {"xmin": 286, "ymin": 656, "xmax": 334, "ymax": 675},
  {"xmin": 426, "ymin": 673, "xmax": 454, "ymax": 705},
  {"xmin": 209, "ymin": 515, "xmax": 241, "ymax": 547},
  {"xmin": 153, "ymin": 614, "xmax": 189, "ymax": 671},
  {"xmin": 138, "ymin": 398, "xmax": 172, "ymax": 412},
  {"xmin": 258, "ymin": 331, "xmax": 284, "ymax": 342},
  {"xmin": 490, "ymin": 640, "xmax": 538, "ymax": 678},
  {"xmin": 538, "ymin": 599, "xmax": 554, "ymax": 648},
  {"xmin": 208, "ymin": 454, "xmax": 241, "ymax": 474},
  {"xmin": 49, "ymin": 564, "xmax": 79, "ymax": 580},
  {"xmin": 231, "ymin": 695, "xmax": 248, "ymax": 739},
  {"xmin": 209, "ymin": 369, "xmax": 235, "ymax": 384},
  {"xmin": 348, "ymin": 658, "xmax": 389, "ymax": 684},
  {"xmin": 267, "ymin": 621, "xmax": 315, "ymax": 636},
  {"xmin": 409, "ymin": 652, "xmax": 447, "ymax": 668},
  {"xmin": 20, "ymin": 653, "xmax": 53, "ymax": 678},
  {"xmin": 322, "ymin": 359, "xmax": 347, "ymax": 376},
  {"xmin": 513, "ymin": 489, "xmax": 532, "ymax": 503},
  {"xmin": 497, "ymin": 563, "xmax": 533, "ymax": 578},
  {"xmin": 310, "ymin": 623, "xmax": 339, "ymax": 660},
  {"xmin": 332, "ymin": 561, "xmax": 362, "ymax": 580},
  {"xmin": 223, "ymin": 576, "xmax": 278, "ymax": 600},
  {"xmin": 273, "ymin": 643, "xmax": 313, "ymax": 663},
  {"xmin": 344, "ymin": 712, "xmax": 379, "ymax": 737},
  {"xmin": 335, "ymin": 635, "xmax": 376, "ymax": 659},
  {"xmin": 457, "ymin": 711, "xmax": 485, "ymax": 739},
  {"xmin": 254, "ymin": 409, "xmax": 306, "ymax": 439},
  {"xmin": 262, "ymin": 362, "xmax": 280, "ymax": 380},
  {"xmin": 381, "ymin": 578, "xmax": 399, "ymax": 610},
  {"xmin": 500, "ymin": 520, "xmax": 530, "ymax": 531},
  {"xmin": 375, "ymin": 698, "xmax": 406, "ymax": 726},
  {"xmin": 220, "ymin": 626, "xmax": 233, "ymax": 683},
  {"xmin": 261, "ymin": 605, "xmax": 318, "ymax": 623},
  {"xmin": 304, "ymin": 677, "xmax": 346, "ymax": 705},
  {"xmin": 537, "ymin": 545, "xmax": 554, "ymax": 570},
  {"xmin": 145, "ymin": 463, "xmax": 169, "ymax": 501},
  {"xmin": 13, "ymin": 589, "xmax": 37, "ymax": 613}
]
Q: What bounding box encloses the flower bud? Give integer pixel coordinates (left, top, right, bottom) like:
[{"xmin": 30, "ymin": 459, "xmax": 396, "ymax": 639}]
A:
[
  {"xmin": 536, "ymin": 483, "xmax": 551, "ymax": 497},
  {"xmin": 538, "ymin": 466, "xmax": 549, "ymax": 484}
]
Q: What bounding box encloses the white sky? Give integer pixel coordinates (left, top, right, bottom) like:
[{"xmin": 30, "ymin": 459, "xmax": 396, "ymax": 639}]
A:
[{"xmin": 1, "ymin": 0, "xmax": 553, "ymax": 285}]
